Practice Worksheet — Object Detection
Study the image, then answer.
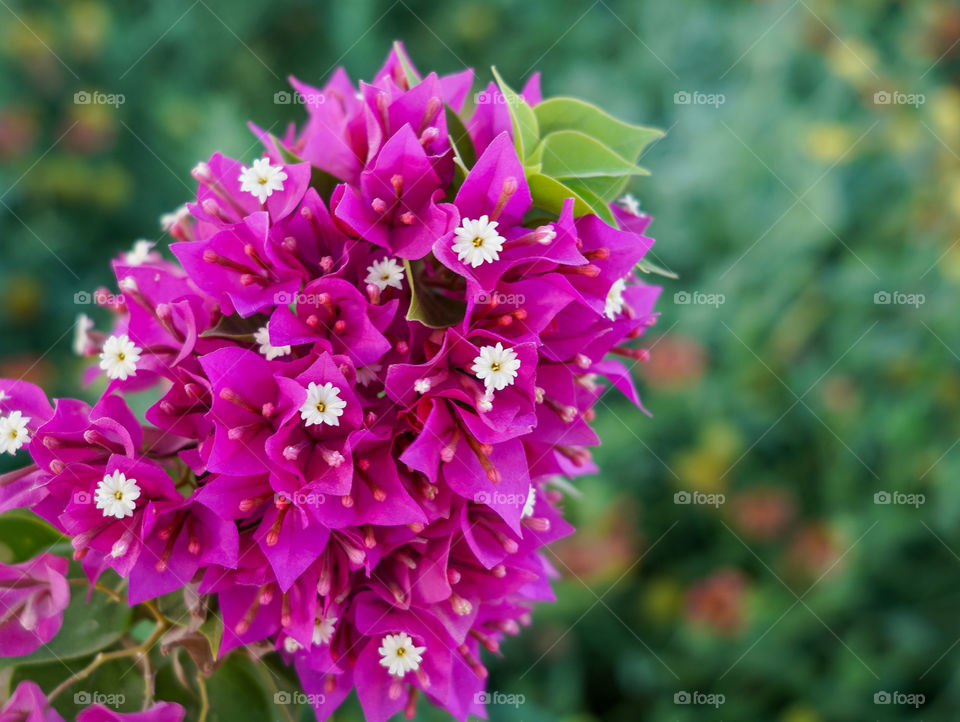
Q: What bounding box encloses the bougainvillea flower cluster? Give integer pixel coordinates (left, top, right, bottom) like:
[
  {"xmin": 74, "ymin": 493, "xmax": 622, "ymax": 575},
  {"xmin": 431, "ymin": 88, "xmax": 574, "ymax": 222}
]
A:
[{"xmin": 0, "ymin": 44, "xmax": 663, "ymax": 720}]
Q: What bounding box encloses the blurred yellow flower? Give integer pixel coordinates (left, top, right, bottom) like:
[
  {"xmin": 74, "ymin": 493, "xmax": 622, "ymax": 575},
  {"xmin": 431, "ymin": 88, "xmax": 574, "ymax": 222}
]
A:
[
  {"xmin": 805, "ymin": 123, "xmax": 858, "ymax": 164},
  {"xmin": 826, "ymin": 38, "xmax": 878, "ymax": 86}
]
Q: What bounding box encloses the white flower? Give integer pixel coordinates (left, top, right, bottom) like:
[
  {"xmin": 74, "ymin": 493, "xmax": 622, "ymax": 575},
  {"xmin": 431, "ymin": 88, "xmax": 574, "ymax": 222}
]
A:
[
  {"xmin": 313, "ymin": 615, "xmax": 338, "ymax": 646},
  {"xmin": 378, "ymin": 632, "xmax": 425, "ymax": 678},
  {"xmin": 238, "ymin": 158, "xmax": 287, "ymax": 204},
  {"xmin": 605, "ymin": 277, "xmax": 627, "ymax": 320},
  {"xmin": 160, "ymin": 204, "xmax": 190, "ymax": 231},
  {"xmin": 365, "ymin": 257, "xmax": 405, "ymax": 291},
  {"xmin": 471, "ymin": 342, "xmax": 521, "ymax": 393},
  {"xmin": 254, "ymin": 326, "xmax": 291, "ymax": 361},
  {"xmin": 618, "ymin": 193, "xmax": 641, "ymax": 216},
  {"xmin": 356, "ymin": 363, "xmax": 382, "ymax": 387},
  {"xmin": 452, "ymin": 215, "xmax": 505, "ymax": 267},
  {"xmin": 95, "ymin": 470, "xmax": 141, "ymax": 519},
  {"xmin": 522, "ymin": 484, "xmax": 537, "ymax": 518},
  {"xmin": 124, "ymin": 239, "xmax": 155, "ymax": 266},
  {"xmin": 0, "ymin": 411, "xmax": 31, "ymax": 455},
  {"xmin": 300, "ymin": 382, "xmax": 347, "ymax": 427},
  {"xmin": 99, "ymin": 335, "xmax": 142, "ymax": 381},
  {"xmin": 283, "ymin": 637, "xmax": 303, "ymax": 654},
  {"xmin": 73, "ymin": 314, "xmax": 94, "ymax": 356}
]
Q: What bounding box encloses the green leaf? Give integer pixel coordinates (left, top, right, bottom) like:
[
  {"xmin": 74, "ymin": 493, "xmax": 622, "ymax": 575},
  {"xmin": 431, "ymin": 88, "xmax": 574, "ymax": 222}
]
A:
[
  {"xmin": 404, "ymin": 259, "xmax": 467, "ymax": 329},
  {"xmin": 444, "ymin": 103, "xmax": 476, "ymax": 182},
  {"xmin": 14, "ymin": 656, "xmax": 147, "ymax": 719},
  {"xmin": 207, "ymin": 654, "xmax": 274, "ymax": 722},
  {"xmin": 536, "ymin": 130, "xmax": 650, "ymax": 179},
  {"xmin": 636, "ymin": 256, "xmax": 679, "ymax": 279},
  {"xmin": 567, "ymin": 175, "xmax": 631, "ymax": 204},
  {"xmin": 0, "ymin": 510, "xmax": 64, "ymax": 564},
  {"xmin": 199, "ymin": 312, "xmax": 269, "ymax": 342},
  {"xmin": 0, "ymin": 569, "xmax": 132, "ymax": 669},
  {"xmin": 527, "ymin": 173, "xmax": 603, "ymax": 220},
  {"xmin": 534, "ymin": 96, "xmax": 664, "ymax": 161},
  {"xmin": 199, "ymin": 615, "xmax": 224, "ymax": 660},
  {"xmin": 392, "ymin": 41, "xmax": 421, "ymax": 88},
  {"xmin": 490, "ymin": 66, "xmax": 539, "ymax": 160},
  {"xmin": 562, "ymin": 180, "xmax": 618, "ymax": 225}
]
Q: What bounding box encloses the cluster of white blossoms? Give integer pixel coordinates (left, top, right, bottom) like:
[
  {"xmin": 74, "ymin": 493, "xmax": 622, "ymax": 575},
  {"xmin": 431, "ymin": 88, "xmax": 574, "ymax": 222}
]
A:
[
  {"xmin": 99, "ymin": 334, "xmax": 142, "ymax": 381},
  {"xmin": 238, "ymin": 158, "xmax": 288, "ymax": 204},
  {"xmin": 0, "ymin": 410, "xmax": 31, "ymax": 455},
  {"xmin": 452, "ymin": 215, "xmax": 505, "ymax": 267},
  {"xmin": 378, "ymin": 632, "xmax": 426, "ymax": 678},
  {"xmin": 605, "ymin": 277, "xmax": 627, "ymax": 320},
  {"xmin": 299, "ymin": 382, "xmax": 347, "ymax": 427},
  {"xmin": 95, "ymin": 470, "xmax": 142, "ymax": 519}
]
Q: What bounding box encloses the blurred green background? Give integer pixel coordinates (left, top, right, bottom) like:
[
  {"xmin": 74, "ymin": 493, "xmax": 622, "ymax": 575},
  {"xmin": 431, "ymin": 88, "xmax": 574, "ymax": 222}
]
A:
[{"xmin": 1, "ymin": 0, "xmax": 959, "ymax": 719}]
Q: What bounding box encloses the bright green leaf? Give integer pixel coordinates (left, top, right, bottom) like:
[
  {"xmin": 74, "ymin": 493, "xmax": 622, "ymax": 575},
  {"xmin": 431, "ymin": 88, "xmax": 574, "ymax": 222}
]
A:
[
  {"xmin": 536, "ymin": 130, "xmax": 650, "ymax": 179},
  {"xmin": 392, "ymin": 41, "xmax": 421, "ymax": 88},
  {"xmin": 490, "ymin": 67, "xmax": 539, "ymax": 160},
  {"xmin": 0, "ymin": 510, "xmax": 64, "ymax": 564},
  {"xmin": 527, "ymin": 173, "xmax": 602, "ymax": 219},
  {"xmin": 534, "ymin": 96, "xmax": 664, "ymax": 161}
]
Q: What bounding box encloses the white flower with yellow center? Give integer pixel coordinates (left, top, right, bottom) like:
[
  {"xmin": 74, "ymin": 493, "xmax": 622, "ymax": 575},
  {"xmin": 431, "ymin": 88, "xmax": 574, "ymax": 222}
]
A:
[
  {"xmin": 254, "ymin": 326, "xmax": 291, "ymax": 361},
  {"xmin": 124, "ymin": 239, "xmax": 155, "ymax": 266},
  {"xmin": 313, "ymin": 615, "xmax": 337, "ymax": 646},
  {"xmin": 452, "ymin": 215, "xmax": 505, "ymax": 267},
  {"xmin": 365, "ymin": 258, "xmax": 405, "ymax": 291},
  {"xmin": 300, "ymin": 382, "xmax": 346, "ymax": 427},
  {"xmin": 472, "ymin": 342, "xmax": 521, "ymax": 393},
  {"xmin": 0, "ymin": 411, "xmax": 31, "ymax": 455},
  {"xmin": 95, "ymin": 470, "xmax": 141, "ymax": 519},
  {"xmin": 605, "ymin": 277, "xmax": 627, "ymax": 320},
  {"xmin": 99, "ymin": 335, "xmax": 142, "ymax": 381},
  {"xmin": 378, "ymin": 632, "xmax": 425, "ymax": 678},
  {"xmin": 283, "ymin": 637, "xmax": 303, "ymax": 654},
  {"xmin": 238, "ymin": 158, "xmax": 287, "ymax": 204}
]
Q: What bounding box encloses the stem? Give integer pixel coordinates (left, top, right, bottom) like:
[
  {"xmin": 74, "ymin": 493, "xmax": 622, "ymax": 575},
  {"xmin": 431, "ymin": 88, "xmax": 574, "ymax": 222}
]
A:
[
  {"xmin": 67, "ymin": 579, "xmax": 125, "ymax": 604},
  {"xmin": 196, "ymin": 671, "xmax": 210, "ymax": 722},
  {"xmin": 46, "ymin": 620, "xmax": 169, "ymax": 706}
]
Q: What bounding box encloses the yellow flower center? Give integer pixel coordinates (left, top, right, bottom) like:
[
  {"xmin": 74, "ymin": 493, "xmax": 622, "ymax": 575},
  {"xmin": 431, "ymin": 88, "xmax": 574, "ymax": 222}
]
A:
[
  {"xmin": 316, "ymin": 402, "xmax": 326, "ymax": 413},
  {"xmin": 490, "ymin": 362, "xmax": 501, "ymax": 372},
  {"xmin": 114, "ymin": 490, "xmax": 124, "ymax": 500},
  {"xmin": 472, "ymin": 237, "xmax": 483, "ymax": 247},
  {"xmin": 396, "ymin": 647, "xmax": 406, "ymax": 657}
]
